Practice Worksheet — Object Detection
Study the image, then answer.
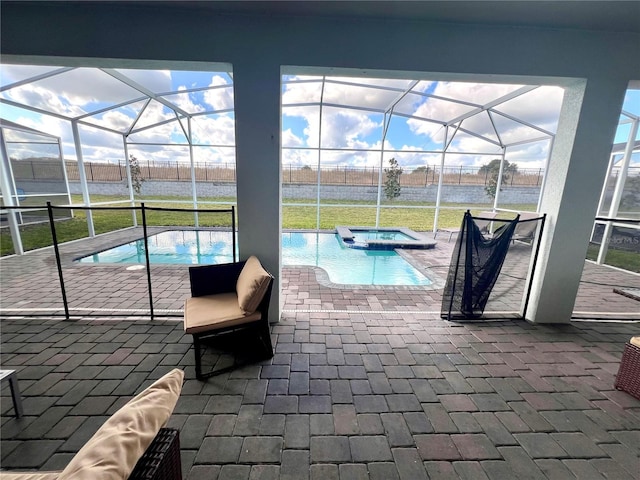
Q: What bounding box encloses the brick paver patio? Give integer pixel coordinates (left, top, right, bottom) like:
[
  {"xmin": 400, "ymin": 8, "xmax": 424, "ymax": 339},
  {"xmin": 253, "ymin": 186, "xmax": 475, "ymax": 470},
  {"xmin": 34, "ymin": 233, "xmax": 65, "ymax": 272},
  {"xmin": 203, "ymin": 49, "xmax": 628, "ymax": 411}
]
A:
[
  {"xmin": 1, "ymin": 231, "xmax": 639, "ymax": 478},
  {"xmin": 1, "ymin": 315, "xmax": 639, "ymax": 479}
]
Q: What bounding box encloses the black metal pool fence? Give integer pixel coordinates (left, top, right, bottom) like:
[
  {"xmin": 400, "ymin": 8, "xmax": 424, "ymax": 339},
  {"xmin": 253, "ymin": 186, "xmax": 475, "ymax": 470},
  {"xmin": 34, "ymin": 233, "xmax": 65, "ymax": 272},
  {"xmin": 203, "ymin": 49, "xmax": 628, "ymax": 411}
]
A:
[{"xmin": 1, "ymin": 202, "xmax": 236, "ymax": 320}]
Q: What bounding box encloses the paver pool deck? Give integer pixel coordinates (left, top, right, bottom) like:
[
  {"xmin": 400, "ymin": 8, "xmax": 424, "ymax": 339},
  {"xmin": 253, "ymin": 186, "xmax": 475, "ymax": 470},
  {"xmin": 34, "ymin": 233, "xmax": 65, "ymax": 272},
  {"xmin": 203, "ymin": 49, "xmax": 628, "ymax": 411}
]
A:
[{"xmin": 1, "ymin": 229, "xmax": 639, "ymax": 478}]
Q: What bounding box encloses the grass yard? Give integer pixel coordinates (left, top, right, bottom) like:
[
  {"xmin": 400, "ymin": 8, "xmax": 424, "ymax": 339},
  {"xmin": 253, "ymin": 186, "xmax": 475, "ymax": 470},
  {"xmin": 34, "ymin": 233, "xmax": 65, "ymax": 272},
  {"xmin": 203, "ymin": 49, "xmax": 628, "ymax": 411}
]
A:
[
  {"xmin": 586, "ymin": 244, "xmax": 640, "ymax": 273},
  {"xmin": 2, "ymin": 194, "xmax": 534, "ymax": 256}
]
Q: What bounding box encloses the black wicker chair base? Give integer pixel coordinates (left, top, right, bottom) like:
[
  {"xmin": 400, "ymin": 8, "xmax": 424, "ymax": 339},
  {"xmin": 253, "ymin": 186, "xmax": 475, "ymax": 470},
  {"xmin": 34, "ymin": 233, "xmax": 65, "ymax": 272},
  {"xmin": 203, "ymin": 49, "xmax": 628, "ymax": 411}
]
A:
[
  {"xmin": 129, "ymin": 428, "xmax": 182, "ymax": 480},
  {"xmin": 614, "ymin": 342, "xmax": 640, "ymax": 400}
]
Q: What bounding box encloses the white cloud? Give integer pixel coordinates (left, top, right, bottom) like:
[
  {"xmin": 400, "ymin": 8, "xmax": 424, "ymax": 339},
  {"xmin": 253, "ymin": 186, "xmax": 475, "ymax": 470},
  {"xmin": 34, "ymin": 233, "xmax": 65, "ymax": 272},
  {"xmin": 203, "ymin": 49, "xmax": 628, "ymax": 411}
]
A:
[
  {"xmin": 115, "ymin": 69, "xmax": 172, "ymax": 94},
  {"xmin": 203, "ymin": 76, "xmax": 234, "ymax": 111},
  {"xmin": 191, "ymin": 114, "xmax": 235, "ymax": 146},
  {"xmin": 3, "ymin": 85, "xmax": 87, "ymax": 118},
  {"xmin": 282, "ymin": 128, "xmax": 304, "ymax": 148}
]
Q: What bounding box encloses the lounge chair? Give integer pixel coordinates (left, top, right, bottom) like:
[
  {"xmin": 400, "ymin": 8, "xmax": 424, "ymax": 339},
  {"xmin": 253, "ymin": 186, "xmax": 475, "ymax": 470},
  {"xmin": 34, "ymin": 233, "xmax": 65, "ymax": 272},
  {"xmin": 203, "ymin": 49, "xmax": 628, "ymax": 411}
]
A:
[
  {"xmin": 436, "ymin": 211, "xmax": 498, "ymax": 241},
  {"xmin": 510, "ymin": 211, "xmax": 542, "ymax": 243}
]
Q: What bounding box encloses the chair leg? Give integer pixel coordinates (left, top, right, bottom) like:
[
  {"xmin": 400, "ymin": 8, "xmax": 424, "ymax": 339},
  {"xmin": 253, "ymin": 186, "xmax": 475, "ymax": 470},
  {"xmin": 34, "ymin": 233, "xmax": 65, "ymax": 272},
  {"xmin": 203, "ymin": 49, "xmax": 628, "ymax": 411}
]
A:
[
  {"xmin": 261, "ymin": 321, "xmax": 274, "ymax": 358},
  {"xmin": 193, "ymin": 335, "xmax": 203, "ymax": 380}
]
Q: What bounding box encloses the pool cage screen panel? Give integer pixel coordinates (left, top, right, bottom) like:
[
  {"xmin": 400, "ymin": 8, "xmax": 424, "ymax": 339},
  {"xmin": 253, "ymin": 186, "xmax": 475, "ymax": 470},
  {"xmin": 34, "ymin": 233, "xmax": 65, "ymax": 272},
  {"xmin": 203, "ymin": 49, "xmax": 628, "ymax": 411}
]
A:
[{"xmin": 0, "ymin": 120, "xmax": 72, "ymax": 225}]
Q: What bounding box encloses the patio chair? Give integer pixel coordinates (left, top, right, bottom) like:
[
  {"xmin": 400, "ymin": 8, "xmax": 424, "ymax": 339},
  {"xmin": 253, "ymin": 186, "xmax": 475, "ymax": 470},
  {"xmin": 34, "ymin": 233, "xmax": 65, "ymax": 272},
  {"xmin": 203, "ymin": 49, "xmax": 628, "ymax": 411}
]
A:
[
  {"xmin": 511, "ymin": 211, "xmax": 542, "ymax": 243},
  {"xmin": 184, "ymin": 256, "xmax": 274, "ymax": 380},
  {"xmin": 437, "ymin": 211, "xmax": 498, "ymax": 241}
]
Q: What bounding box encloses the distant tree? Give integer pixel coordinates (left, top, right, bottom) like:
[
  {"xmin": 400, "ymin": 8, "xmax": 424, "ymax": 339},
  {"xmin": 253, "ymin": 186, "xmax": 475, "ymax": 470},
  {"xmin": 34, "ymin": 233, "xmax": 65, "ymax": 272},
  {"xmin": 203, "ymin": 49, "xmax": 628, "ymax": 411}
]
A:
[
  {"xmin": 126, "ymin": 155, "xmax": 144, "ymax": 195},
  {"xmin": 301, "ymin": 165, "xmax": 313, "ymax": 170},
  {"xmin": 412, "ymin": 165, "xmax": 430, "ymax": 174},
  {"xmin": 479, "ymin": 159, "xmax": 518, "ymax": 199},
  {"xmin": 384, "ymin": 157, "xmax": 403, "ymax": 200}
]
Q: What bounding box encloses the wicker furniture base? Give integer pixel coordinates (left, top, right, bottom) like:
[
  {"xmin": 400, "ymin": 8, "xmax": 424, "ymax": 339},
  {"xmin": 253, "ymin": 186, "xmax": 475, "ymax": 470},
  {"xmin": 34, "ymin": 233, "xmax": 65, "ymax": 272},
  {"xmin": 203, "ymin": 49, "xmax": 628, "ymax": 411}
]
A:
[
  {"xmin": 129, "ymin": 428, "xmax": 182, "ymax": 480},
  {"xmin": 614, "ymin": 341, "xmax": 640, "ymax": 400}
]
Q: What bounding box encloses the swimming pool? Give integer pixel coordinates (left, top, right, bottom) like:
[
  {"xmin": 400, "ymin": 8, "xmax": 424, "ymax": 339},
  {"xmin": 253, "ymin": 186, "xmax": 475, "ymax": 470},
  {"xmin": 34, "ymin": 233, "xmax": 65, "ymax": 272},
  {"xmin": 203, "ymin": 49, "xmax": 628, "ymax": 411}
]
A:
[{"xmin": 77, "ymin": 230, "xmax": 433, "ymax": 286}]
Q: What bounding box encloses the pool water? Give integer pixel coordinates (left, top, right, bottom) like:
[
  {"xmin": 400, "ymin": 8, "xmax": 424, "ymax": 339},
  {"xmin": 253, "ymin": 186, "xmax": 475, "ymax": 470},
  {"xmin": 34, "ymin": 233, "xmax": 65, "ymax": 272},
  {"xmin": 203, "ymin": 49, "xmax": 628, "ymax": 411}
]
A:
[
  {"xmin": 350, "ymin": 229, "xmax": 415, "ymax": 243},
  {"xmin": 77, "ymin": 230, "xmax": 432, "ymax": 286}
]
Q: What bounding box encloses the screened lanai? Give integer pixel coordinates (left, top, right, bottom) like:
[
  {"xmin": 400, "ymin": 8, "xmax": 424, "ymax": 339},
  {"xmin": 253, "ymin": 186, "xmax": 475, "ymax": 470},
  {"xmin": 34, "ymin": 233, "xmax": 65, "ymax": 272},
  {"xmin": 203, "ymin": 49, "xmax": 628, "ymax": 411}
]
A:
[
  {"xmin": 1, "ymin": 65, "xmax": 561, "ymax": 247},
  {"xmin": 1, "ymin": 65, "xmax": 638, "ymax": 281}
]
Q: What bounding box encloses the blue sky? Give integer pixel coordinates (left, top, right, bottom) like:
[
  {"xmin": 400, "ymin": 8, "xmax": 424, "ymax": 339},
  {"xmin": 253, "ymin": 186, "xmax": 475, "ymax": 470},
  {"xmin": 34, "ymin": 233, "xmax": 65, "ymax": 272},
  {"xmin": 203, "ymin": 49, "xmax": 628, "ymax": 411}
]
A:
[{"xmin": 1, "ymin": 66, "xmax": 638, "ymax": 172}]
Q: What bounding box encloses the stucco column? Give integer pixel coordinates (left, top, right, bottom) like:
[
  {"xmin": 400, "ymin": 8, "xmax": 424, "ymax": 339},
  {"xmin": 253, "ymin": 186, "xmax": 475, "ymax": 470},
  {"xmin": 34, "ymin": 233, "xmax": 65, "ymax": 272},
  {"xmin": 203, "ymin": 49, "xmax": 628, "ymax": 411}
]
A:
[
  {"xmin": 525, "ymin": 77, "xmax": 629, "ymax": 323},
  {"xmin": 233, "ymin": 59, "xmax": 282, "ymax": 322}
]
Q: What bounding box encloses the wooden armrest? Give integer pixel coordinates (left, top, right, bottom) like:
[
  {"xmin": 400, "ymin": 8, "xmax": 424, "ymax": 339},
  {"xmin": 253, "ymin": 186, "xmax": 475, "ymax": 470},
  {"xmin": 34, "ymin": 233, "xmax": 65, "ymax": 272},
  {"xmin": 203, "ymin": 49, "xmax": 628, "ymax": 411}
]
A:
[{"xmin": 188, "ymin": 261, "xmax": 246, "ymax": 297}]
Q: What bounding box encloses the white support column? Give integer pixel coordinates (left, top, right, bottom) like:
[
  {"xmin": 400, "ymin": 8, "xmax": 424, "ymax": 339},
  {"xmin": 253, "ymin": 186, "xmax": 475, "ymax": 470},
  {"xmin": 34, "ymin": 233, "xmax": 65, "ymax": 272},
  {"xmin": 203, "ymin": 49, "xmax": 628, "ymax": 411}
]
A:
[
  {"xmin": 71, "ymin": 121, "xmax": 95, "ymax": 237},
  {"xmin": 525, "ymin": 78, "xmax": 629, "ymax": 324},
  {"xmin": 493, "ymin": 148, "xmax": 507, "ymax": 211},
  {"xmin": 188, "ymin": 117, "xmax": 199, "ymax": 227},
  {"xmin": 316, "ymin": 80, "xmax": 325, "ymax": 230},
  {"xmin": 122, "ymin": 136, "xmax": 137, "ymax": 227},
  {"xmin": 433, "ymin": 127, "xmax": 449, "ymax": 233},
  {"xmin": 0, "ymin": 130, "xmax": 23, "ymax": 255},
  {"xmin": 233, "ymin": 60, "xmax": 281, "ymax": 322},
  {"xmin": 375, "ymin": 112, "xmax": 390, "ymax": 228},
  {"xmin": 58, "ymin": 138, "xmax": 72, "ymax": 208}
]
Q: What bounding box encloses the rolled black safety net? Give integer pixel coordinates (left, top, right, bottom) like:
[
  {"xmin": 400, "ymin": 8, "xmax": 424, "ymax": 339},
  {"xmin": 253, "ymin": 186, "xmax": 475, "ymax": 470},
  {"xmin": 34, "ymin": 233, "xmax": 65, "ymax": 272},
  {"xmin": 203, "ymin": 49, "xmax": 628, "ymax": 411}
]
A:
[{"xmin": 441, "ymin": 211, "xmax": 519, "ymax": 320}]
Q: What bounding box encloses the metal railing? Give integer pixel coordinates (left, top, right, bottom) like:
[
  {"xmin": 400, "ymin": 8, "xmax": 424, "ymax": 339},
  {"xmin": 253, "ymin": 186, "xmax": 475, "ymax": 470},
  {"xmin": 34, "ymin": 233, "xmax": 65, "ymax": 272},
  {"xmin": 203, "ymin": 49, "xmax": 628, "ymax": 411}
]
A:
[{"xmin": 0, "ymin": 203, "xmax": 236, "ymax": 320}]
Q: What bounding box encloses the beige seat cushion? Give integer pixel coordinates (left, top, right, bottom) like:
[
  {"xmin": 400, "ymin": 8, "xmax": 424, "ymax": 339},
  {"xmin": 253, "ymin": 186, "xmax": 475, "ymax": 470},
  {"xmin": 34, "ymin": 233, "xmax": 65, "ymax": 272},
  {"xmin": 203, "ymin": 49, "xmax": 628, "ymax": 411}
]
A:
[
  {"xmin": 184, "ymin": 292, "xmax": 261, "ymax": 334},
  {"xmin": 57, "ymin": 369, "xmax": 184, "ymax": 480},
  {"xmin": 631, "ymin": 336, "xmax": 640, "ymax": 348},
  {"xmin": 236, "ymin": 256, "xmax": 271, "ymax": 314},
  {"xmin": 0, "ymin": 474, "xmax": 61, "ymax": 480}
]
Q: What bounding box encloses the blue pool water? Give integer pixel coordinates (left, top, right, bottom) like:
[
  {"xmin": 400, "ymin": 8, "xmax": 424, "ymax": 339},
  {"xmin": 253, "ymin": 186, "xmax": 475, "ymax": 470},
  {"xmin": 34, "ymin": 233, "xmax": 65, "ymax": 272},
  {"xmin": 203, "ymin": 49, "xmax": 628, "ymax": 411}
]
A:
[
  {"xmin": 350, "ymin": 229, "xmax": 414, "ymax": 243},
  {"xmin": 77, "ymin": 230, "xmax": 432, "ymax": 286}
]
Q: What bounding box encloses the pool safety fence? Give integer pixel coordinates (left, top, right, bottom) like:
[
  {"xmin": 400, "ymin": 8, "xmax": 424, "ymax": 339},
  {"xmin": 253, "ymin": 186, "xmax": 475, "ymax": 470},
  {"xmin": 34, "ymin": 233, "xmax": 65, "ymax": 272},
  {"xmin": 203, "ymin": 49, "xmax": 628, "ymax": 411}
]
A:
[
  {"xmin": 1, "ymin": 202, "xmax": 236, "ymax": 320},
  {"xmin": 441, "ymin": 210, "xmax": 546, "ymax": 321}
]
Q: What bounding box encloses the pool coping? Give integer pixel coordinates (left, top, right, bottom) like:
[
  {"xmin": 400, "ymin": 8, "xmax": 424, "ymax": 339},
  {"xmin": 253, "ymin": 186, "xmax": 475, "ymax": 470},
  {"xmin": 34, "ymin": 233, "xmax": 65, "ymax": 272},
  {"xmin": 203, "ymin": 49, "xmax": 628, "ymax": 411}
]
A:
[{"xmin": 336, "ymin": 225, "xmax": 437, "ymax": 250}]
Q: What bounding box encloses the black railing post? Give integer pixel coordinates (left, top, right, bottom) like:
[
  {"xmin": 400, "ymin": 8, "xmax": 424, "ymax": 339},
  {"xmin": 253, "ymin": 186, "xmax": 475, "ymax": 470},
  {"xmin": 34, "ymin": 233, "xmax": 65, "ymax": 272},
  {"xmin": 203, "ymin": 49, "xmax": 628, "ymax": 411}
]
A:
[
  {"xmin": 231, "ymin": 205, "xmax": 236, "ymax": 263},
  {"xmin": 523, "ymin": 214, "xmax": 546, "ymax": 319},
  {"xmin": 48, "ymin": 202, "xmax": 70, "ymax": 320},
  {"xmin": 141, "ymin": 203, "xmax": 154, "ymax": 320}
]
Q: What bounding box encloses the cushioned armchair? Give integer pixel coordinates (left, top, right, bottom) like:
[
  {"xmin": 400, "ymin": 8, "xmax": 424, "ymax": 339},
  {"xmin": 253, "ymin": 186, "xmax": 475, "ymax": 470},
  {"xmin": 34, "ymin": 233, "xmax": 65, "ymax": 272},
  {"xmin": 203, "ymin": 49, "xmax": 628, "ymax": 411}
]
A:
[{"xmin": 184, "ymin": 256, "xmax": 274, "ymax": 380}]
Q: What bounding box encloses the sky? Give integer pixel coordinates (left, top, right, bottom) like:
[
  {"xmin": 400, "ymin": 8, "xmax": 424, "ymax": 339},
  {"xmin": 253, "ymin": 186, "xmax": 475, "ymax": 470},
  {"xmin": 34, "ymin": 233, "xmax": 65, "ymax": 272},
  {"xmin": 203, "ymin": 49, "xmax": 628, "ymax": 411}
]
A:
[{"xmin": 1, "ymin": 65, "xmax": 638, "ymax": 173}]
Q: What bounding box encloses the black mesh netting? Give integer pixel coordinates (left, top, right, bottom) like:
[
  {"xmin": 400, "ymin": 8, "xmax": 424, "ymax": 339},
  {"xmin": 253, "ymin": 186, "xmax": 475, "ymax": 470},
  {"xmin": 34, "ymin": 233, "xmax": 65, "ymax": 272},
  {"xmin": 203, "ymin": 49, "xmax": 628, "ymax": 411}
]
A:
[{"xmin": 441, "ymin": 211, "xmax": 519, "ymax": 320}]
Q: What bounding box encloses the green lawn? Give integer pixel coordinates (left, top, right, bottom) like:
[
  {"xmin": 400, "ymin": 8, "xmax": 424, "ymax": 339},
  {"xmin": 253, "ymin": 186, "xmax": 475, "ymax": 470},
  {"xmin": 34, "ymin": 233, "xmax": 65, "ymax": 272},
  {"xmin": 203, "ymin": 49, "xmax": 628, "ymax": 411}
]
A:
[
  {"xmin": 586, "ymin": 244, "xmax": 640, "ymax": 273},
  {"xmin": 1, "ymin": 194, "xmax": 534, "ymax": 256}
]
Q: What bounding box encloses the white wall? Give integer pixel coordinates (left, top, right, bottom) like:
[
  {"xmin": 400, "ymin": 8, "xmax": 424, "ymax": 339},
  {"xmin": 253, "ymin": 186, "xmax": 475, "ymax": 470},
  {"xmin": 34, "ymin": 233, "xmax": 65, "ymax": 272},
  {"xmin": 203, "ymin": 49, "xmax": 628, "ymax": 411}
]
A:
[{"xmin": 2, "ymin": 3, "xmax": 638, "ymax": 322}]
